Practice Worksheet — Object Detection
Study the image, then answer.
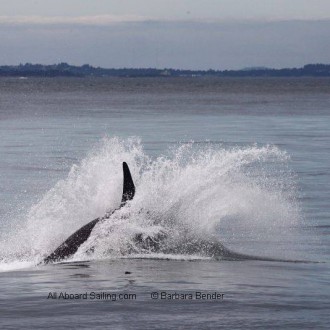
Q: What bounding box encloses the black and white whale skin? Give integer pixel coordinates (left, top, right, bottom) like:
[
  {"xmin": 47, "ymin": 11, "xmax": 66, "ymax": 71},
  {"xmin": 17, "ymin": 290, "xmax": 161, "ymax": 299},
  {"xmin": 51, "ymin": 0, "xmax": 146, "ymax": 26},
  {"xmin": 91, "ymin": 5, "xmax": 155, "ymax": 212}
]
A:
[{"xmin": 42, "ymin": 162, "xmax": 135, "ymax": 264}]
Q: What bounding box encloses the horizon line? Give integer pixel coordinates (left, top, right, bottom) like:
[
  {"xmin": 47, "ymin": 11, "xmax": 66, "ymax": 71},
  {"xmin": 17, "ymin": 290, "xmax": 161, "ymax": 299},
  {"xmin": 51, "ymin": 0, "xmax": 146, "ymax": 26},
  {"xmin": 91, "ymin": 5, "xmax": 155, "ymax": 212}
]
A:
[
  {"xmin": 1, "ymin": 15, "xmax": 330, "ymax": 26},
  {"xmin": 1, "ymin": 62, "xmax": 330, "ymax": 72}
]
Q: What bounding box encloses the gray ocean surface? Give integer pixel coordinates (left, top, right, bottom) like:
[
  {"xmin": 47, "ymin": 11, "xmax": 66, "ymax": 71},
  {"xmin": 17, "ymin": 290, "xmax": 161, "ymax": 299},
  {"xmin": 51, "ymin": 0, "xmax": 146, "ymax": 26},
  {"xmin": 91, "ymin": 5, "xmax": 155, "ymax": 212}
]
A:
[{"xmin": 0, "ymin": 77, "xmax": 329, "ymax": 329}]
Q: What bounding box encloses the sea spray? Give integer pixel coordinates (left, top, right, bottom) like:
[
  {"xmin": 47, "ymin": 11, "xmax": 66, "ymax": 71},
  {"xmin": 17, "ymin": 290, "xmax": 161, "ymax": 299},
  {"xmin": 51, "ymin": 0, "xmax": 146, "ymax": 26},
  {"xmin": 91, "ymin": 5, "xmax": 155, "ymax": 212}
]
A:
[{"xmin": 0, "ymin": 137, "xmax": 301, "ymax": 268}]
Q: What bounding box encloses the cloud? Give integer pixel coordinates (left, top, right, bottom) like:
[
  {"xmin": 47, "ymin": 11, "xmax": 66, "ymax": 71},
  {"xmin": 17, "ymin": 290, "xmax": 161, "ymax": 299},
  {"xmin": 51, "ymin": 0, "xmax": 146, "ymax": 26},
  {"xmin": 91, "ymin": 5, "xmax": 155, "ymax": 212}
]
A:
[
  {"xmin": 0, "ymin": 18, "xmax": 329, "ymax": 69},
  {"xmin": 0, "ymin": 15, "xmax": 149, "ymax": 26},
  {"xmin": 2, "ymin": 14, "xmax": 330, "ymax": 27}
]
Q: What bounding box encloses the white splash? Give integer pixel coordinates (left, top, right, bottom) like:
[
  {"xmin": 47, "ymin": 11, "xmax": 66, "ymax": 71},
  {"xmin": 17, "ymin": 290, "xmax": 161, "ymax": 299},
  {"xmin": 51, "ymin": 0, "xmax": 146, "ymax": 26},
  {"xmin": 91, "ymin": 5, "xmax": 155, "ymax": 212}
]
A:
[{"xmin": 0, "ymin": 137, "xmax": 301, "ymax": 270}]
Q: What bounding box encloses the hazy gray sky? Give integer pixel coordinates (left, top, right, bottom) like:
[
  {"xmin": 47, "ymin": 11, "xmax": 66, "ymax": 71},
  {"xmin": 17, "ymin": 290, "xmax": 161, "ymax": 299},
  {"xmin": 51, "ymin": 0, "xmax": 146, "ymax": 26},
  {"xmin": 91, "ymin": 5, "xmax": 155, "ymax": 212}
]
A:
[
  {"xmin": 1, "ymin": 0, "xmax": 329, "ymax": 69},
  {"xmin": 2, "ymin": 0, "xmax": 330, "ymax": 20}
]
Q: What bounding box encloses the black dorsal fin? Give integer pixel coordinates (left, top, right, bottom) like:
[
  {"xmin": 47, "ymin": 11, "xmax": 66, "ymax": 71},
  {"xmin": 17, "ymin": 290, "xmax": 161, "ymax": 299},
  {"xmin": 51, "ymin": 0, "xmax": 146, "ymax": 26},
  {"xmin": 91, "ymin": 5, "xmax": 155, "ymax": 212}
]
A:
[{"xmin": 121, "ymin": 162, "xmax": 135, "ymax": 207}]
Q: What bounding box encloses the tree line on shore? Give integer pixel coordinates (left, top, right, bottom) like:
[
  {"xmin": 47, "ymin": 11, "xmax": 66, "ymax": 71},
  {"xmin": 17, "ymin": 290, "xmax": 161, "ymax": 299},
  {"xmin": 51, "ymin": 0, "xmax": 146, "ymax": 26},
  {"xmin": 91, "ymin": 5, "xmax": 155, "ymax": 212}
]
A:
[{"xmin": 0, "ymin": 63, "xmax": 329, "ymax": 77}]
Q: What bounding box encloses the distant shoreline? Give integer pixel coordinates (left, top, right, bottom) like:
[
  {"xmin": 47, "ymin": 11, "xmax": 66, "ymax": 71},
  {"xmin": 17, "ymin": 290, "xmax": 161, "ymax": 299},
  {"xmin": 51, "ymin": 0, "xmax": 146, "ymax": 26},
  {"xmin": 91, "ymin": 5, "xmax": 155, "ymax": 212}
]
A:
[{"xmin": 1, "ymin": 63, "xmax": 330, "ymax": 78}]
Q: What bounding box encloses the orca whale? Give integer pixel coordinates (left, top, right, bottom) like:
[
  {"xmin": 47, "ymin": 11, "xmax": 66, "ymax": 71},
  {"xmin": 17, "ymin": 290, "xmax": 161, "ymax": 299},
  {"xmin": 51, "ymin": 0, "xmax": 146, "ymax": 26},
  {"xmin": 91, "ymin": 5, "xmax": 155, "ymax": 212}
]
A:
[
  {"xmin": 42, "ymin": 162, "xmax": 310, "ymax": 264},
  {"xmin": 43, "ymin": 162, "xmax": 135, "ymax": 264}
]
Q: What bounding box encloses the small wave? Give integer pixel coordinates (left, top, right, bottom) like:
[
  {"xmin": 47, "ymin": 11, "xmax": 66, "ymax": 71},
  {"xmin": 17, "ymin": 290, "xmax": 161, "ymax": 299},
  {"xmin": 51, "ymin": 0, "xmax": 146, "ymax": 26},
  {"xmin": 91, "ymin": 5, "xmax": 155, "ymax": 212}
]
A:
[
  {"xmin": 121, "ymin": 254, "xmax": 211, "ymax": 261},
  {"xmin": 0, "ymin": 260, "xmax": 34, "ymax": 272}
]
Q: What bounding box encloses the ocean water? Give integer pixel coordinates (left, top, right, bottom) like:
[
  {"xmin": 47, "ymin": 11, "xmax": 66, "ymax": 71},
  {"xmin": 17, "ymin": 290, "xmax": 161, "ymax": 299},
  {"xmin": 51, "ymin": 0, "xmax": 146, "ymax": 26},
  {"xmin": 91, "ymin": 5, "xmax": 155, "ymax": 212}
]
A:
[{"xmin": 0, "ymin": 77, "xmax": 329, "ymax": 329}]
